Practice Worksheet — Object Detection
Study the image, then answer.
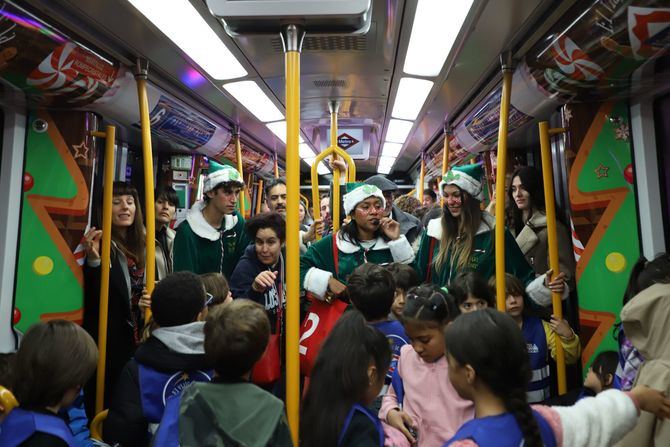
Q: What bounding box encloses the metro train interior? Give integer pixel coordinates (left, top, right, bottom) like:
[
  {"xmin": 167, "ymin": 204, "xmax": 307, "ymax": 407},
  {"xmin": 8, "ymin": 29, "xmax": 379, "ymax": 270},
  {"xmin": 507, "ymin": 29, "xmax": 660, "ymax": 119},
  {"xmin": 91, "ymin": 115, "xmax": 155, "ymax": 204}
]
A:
[{"xmin": 0, "ymin": 0, "xmax": 669, "ymax": 444}]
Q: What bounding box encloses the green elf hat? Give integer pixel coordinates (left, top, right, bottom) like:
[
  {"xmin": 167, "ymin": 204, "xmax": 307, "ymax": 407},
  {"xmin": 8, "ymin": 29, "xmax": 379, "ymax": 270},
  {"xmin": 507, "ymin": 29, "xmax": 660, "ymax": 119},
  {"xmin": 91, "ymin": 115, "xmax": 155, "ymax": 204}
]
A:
[
  {"xmin": 439, "ymin": 163, "xmax": 484, "ymax": 201},
  {"xmin": 343, "ymin": 182, "xmax": 386, "ymax": 215},
  {"xmin": 204, "ymin": 160, "xmax": 245, "ymax": 193}
]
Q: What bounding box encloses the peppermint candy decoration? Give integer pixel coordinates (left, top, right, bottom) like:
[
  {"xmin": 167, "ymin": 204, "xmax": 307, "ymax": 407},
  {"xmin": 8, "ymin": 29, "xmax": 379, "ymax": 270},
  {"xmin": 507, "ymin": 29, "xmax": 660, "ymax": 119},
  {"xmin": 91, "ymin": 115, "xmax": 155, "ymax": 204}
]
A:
[{"xmin": 551, "ymin": 36, "xmax": 604, "ymax": 81}]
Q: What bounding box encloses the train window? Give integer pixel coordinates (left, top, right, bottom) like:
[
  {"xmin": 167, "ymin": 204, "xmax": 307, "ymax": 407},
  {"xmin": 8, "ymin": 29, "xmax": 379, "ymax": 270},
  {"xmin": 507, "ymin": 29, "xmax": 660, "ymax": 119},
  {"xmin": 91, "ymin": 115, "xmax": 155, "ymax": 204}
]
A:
[{"xmin": 653, "ymin": 93, "xmax": 670, "ymax": 253}]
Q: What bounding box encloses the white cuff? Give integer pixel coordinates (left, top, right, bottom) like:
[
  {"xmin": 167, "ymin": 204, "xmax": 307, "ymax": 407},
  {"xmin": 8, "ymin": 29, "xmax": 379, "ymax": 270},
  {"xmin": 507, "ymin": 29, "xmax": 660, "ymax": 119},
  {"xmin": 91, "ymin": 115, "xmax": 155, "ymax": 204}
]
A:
[
  {"xmin": 525, "ymin": 273, "xmax": 569, "ymax": 307},
  {"xmin": 304, "ymin": 267, "xmax": 333, "ymax": 300},
  {"xmin": 388, "ymin": 235, "xmax": 414, "ymax": 264},
  {"xmin": 87, "ymin": 257, "xmax": 101, "ymax": 268}
]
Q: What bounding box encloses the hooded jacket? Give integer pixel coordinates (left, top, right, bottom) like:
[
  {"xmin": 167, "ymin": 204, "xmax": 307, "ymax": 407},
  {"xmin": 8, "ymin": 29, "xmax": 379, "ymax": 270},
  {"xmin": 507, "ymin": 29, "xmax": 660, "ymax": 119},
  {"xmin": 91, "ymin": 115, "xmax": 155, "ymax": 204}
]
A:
[
  {"xmin": 174, "ymin": 380, "xmax": 293, "ymax": 447},
  {"xmin": 230, "ymin": 245, "xmax": 285, "ymax": 333},
  {"xmin": 391, "ymin": 205, "xmax": 423, "ymax": 246},
  {"xmin": 103, "ymin": 322, "xmax": 208, "ymax": 447},
  {"xmin": 615, "ymin": 283, "xmax": 670, "ymax": 447}
]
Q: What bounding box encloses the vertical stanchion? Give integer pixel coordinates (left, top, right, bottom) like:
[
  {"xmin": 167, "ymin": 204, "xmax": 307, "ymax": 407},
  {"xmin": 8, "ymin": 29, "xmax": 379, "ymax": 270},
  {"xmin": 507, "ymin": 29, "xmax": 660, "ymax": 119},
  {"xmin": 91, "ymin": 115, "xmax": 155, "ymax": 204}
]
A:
[
  {"xmin": 281, "ymin": 24, "xmax": 305, "ymax": 445},
  {"xmin": 418, "ymin": 151, "xmax": 425, "ymax": 203},
  {"xmin": 274, "ymin": 151, "xmax": 280, "ymax": 178},
  {"xmin": 91, "ymin": 126, "xmax": 116, "ymax": 414},
  {"xmin": 329, "ymin": 101, "xmax": 342, "ymax": 232},
  {"xmin": 494, "ymin": 54, "xmax": 514, "ymax": 311},
  {"xmin": 441, "ymin": 125, "xmax": 450, "ymax": 207},
  {"xmin": 256, "ymin": 179, "xmax": 264, "ymax": 214},
  {"xmin": 135, "ymin": 60, "xmax": 156, "ymax": 322},
  {"xmin": 539, "ymin": 121, "xmax": 568, "ymax": 394},
  {"xmin": 235, "ymin": 131, "xmax": 246, "ymax": 218}
]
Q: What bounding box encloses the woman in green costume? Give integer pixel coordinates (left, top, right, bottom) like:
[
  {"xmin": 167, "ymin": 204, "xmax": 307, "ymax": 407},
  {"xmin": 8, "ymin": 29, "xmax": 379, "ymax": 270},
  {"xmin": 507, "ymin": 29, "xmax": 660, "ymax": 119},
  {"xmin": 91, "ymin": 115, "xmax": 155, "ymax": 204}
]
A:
[
  {"xmin": 300, "ymin": 183, "xmax": 415, "ymax": 301},
  {"xmin": 415, "ymin": 163, "xmax": 565, "ymax": 307}
]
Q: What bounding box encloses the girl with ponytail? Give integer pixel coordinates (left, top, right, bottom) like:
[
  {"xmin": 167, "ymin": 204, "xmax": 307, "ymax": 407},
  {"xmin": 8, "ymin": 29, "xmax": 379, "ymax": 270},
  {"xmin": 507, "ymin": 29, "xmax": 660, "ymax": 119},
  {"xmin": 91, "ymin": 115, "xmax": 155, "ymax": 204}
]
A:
[
  {"xmin": 380, "ymin": 285, "xmax": 474, "ymax": 447},
  {"xmin": 444, "ymin": 309, "xmax": 670, "ymax": 447}
]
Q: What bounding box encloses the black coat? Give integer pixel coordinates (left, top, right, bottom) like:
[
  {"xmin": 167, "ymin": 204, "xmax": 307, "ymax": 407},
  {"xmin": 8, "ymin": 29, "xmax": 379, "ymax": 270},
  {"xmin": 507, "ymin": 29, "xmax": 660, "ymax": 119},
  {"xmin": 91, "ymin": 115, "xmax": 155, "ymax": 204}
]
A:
[
  {"xmin": 103, "ymin": 336, "xmax": 208, "ymax": 447},
  {"xmin": 82, "ymin": 248, "xmax": 138, "ymax": 417}
]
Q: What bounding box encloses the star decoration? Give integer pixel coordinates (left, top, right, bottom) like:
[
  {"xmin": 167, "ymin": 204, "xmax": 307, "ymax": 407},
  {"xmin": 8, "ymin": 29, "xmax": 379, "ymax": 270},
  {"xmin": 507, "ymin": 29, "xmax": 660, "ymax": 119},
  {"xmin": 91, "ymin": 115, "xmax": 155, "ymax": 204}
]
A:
[
  {"xmin": 563, "ymin": 106, "xmax": 572, "ymax": 122},
  {"xmin": 72, "ymin": 141, "xmax": 89, "ymax": 160},
  {"xmin": 595, "ymin": 163, "xmax": 609, "ymax": 179}
]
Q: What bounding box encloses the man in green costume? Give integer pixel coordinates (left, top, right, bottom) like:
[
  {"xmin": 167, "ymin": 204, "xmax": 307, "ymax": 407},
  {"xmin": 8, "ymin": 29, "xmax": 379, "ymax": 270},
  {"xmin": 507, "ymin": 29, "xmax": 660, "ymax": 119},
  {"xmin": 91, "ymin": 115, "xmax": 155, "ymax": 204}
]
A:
[
  {"xmin": 300, "ymin": 183, "xmax": 415, "ymax": 301},
  {"xmin": 415, "ymin": 163, "xmax": 566, "ymax": 307},
  {"xmin": 173, "ymin": 161, "xmax": 249, "ymax": 277}
]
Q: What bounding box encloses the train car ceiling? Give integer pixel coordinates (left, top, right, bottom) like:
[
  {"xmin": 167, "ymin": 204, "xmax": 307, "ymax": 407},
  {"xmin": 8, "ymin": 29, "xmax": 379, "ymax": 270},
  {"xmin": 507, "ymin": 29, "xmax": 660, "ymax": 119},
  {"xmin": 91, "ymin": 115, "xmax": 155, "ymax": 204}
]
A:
[{"xmin": 8, "ymin": 0, "xmax": 670, "ymax": 180}]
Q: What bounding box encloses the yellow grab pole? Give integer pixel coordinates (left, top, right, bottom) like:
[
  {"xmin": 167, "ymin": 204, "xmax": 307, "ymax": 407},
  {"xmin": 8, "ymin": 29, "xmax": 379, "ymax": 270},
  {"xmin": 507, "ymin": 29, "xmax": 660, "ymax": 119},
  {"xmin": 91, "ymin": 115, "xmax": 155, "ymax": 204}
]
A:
[
  {"xmin": 274, "ymin": 153, "xmax": 280, "ymax": 178},
  {"xmin": 330, "ymin": 101, "xmax": 342, "ymax": 233},
  {"xmin": 282, "ymin": 24, "xmax": 305, "ymax": 445},
  {"xmin": 235, "ymin": 133, "xmax": 246, "ymax": 218},
  {"xmin": 441, "ymin": 126, "xmax": 450, "ymax": 207},
  {"xmin": 539, "ymin": 121, "xmax": 568, "ymax": 394},
  {"xmin": 135, "ymin": 61, "xmax": 156, "ymax": 322},
  {"xmin": 91, "ymin": 126, "xmax": 115, "ymax": 414},
  {"xmin": 299, "ymin": 193, "xmax": 309, "ymax": 209},
  {"xmin": 418, "ymin": 152, "xmax": 425, "ymax": 203},
  {"xmin": 495, "ymin": 55, "xmax": 514, "ymax": 312},
  {"xmin": 256, "ymin": 179, "xmax": 264, "ymax": 214}
]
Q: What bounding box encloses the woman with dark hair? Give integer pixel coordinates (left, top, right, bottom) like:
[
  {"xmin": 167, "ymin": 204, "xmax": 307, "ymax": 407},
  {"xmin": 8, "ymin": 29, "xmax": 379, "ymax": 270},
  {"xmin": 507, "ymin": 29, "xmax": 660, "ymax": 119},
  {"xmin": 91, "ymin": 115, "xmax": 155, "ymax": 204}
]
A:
[
  {"xmin": 230, "ymin": 212, "xmax": 286, "ymax": 329},
  {"xmin": 301, "ymin": 310, "xmax": 391, "ymax": 446},
  {"xmin": 300, "ymin": 183, "xmax": 415, "ymax": 302},
  {"xmin": 82, "ymin": 181, "xmax": 146, "ymax": 410},
  {"xmin": 416, "ymin": 164, "xmax": 563, "ymax": 308},
  {"xmin": 508, "ymin": 166, "xmax": 575, "ymax": 288},
  {"xmin": 154, "ymin": 185, "xmax": 179, "ymax": 280}
]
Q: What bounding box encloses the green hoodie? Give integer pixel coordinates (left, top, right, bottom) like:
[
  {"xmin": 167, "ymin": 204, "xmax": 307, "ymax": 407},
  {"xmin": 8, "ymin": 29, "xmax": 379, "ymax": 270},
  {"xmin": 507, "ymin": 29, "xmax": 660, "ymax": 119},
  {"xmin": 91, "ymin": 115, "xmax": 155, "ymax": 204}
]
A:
[{"xmin": 178, "ymin": 381, "xmax": 293, "ymax": 447}]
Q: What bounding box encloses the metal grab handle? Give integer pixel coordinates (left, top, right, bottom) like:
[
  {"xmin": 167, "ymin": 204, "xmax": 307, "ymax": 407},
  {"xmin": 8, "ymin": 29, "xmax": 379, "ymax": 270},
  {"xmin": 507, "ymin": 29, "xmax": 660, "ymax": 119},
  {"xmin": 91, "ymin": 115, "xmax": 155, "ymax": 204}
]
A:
[
  {"xmin": 90, "ymin": 127, "xmax": 116, "ymax": 414},
  {"xmin": 310, "ymin": 106, "xmax": 356, "ymax": 240},
  {"xmin": 539, "ymin": 121, "xmax": 568, "ymax": 395}
]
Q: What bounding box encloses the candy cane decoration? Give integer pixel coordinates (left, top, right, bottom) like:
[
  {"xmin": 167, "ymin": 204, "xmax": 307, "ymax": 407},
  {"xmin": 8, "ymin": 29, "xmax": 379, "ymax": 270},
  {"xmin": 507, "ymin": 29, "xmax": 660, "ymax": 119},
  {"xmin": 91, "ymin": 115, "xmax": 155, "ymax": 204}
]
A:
[
  {"xmin": 551, "ymin": 36, "xmax": 605, "ymax": 81},
  {"xmin": 570, "ymin": 217, "xmax": 585, "ymax": 263}
]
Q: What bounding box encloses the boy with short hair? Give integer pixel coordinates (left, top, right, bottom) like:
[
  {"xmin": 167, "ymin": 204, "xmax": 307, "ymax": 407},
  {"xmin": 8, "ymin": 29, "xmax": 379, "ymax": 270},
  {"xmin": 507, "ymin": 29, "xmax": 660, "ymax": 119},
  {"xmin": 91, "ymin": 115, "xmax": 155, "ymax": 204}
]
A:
[
  {"xmin": 384, "ymin": 262, "xmax": 420, "ymax": 320},
  {"xmin": 347, "ymin": 263, "xmax": 409, "ymax": 394},
  {"xmin": 104, "ymin": 271, "xmax": 211, "ymax": 446},
  {"xmin": 153, "ymin": 300, "xmax": 293, "ymax": 446}
]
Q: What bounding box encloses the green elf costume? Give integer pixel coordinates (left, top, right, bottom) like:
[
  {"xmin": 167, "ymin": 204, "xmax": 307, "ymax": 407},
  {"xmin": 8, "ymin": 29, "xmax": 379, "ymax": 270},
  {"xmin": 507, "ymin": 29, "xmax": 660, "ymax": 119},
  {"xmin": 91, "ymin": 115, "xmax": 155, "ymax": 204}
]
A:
[
  {"xmin": 300, "ymin": 183, "xmax": 415, "ymax": 300},
  {"xmin": 173, "ymin": 161, "xmax": 249, "ymax": 277},
  {"xmin": 415, "ymin": 163, "xmax": 559, "ymax": 307}
]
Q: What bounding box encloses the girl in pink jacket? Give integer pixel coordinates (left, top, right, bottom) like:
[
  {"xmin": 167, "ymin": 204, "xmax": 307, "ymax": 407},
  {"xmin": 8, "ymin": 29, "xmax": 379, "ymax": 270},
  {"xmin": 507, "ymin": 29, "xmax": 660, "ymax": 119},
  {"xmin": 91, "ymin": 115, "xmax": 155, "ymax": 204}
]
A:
[{"xmin": 379, "ymin": 285, "xmax": 474, "ymax": 446}]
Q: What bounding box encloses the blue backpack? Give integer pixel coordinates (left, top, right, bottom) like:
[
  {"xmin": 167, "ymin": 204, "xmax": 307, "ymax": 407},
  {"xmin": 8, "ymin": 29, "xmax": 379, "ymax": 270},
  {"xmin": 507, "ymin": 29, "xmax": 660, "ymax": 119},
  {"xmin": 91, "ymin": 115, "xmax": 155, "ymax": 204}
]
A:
[
  {"xmin": 0, "ymin": 408, "xmax": 75, "ymax": 447},
  {"xmin": 338, "ymin": 404, "xmax": 384, "ymax": 447}
]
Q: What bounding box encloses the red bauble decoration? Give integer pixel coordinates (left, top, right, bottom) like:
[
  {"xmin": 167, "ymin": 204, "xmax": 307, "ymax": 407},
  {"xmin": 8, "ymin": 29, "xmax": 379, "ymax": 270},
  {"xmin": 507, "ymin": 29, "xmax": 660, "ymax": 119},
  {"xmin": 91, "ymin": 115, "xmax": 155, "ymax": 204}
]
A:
[
  {"xmin": 23, "ymin": 173, "xmax": 34, "ymax": 191},
  {"xmin": 623, "ymin": 164, "xmax": 633, "ymax": 184},
  {"xmin": 12, "ymin": 307, "xmax": 21, "ymax": 325}
]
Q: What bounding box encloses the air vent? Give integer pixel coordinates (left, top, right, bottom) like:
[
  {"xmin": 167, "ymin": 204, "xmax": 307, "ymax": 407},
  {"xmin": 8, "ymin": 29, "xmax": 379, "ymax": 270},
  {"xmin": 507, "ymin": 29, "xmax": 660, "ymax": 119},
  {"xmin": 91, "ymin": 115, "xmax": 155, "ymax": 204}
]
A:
[
  {"xmin": 313, "ymin": 79, "xmax": 348, "ymax": 88},
  {"xmin": 271, "ymin": 35, "xmax": 367, "ymax": 52}
]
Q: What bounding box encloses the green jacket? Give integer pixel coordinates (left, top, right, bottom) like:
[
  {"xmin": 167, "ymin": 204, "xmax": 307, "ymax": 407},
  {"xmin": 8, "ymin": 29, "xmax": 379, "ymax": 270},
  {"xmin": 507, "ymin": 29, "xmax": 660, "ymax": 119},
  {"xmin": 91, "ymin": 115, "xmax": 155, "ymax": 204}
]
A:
[
  {"xmin": 300, "ymin": 232, "xmax": 415, "ymax": 300},
  {"xmin": 416, "ymin": 213, "xmax": 554, "ymax": 306},
  {"xmin": 178, "ymin": 381, "xmax": 293, "ymax": 447},
  {"xmin": 173, "ymin": 201, "xmax": 249, "ymax": 278}
]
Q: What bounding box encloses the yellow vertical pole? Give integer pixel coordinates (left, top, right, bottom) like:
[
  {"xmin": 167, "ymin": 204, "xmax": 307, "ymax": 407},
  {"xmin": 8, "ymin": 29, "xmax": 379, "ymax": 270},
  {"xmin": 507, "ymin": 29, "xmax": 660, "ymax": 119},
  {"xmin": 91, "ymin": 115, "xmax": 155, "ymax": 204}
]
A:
[
  {"xmin": 235, "ymin": 132, "xmax": 246, "ymax": 218},
  {"xmin": 282, "ymin": 24, "xmax": 305, "ymax": 445},
  {"xmin": 330, "ymin": 101, "xmax": 342, "ymax": 233},
  {"xmin": 91, "ymin": 126, "xmax": 115, "ymax": 414},
  {"xmin": 539, "ymin": 121, "xmax": 568, "ymax": 395},
  {"xmin": 418, "ymin": 152, "xmax": 425, "ymax": 203},
  {"xmin": 135, "ymin": 61, "xmax": 156, "ymax": 322},
  {"xmin": 495, "ymin": 55, "xmax": 514, "ymax": 312},
  {"xmin": 441, "ymin": 126, "xmax": 450, "ymax": 207},
  {"xmin": 256, "ymin": 179, "xmax": 264, "ymax": 214},
  {"xmin": 274, "ymin": 153, "xmax": 280, "ymax": 178}
]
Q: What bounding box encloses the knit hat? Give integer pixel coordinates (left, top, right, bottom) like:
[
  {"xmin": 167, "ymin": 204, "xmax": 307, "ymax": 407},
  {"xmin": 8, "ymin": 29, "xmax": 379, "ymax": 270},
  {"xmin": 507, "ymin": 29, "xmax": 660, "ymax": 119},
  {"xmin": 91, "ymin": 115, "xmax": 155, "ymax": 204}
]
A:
[
  {"xmin": 365, "ymin": 174, "xmax": 398, "ymax": 192},
  {"xmin": 439, "ymin": 163, "xmax": 484, "ymax": 201},
  {"xmin": 203, "ymin": 160, "xmax": 244, "ymax": 193},
  {"xmin": 343, "ymin": 183, "xmax": 386, "ymax": 215}
]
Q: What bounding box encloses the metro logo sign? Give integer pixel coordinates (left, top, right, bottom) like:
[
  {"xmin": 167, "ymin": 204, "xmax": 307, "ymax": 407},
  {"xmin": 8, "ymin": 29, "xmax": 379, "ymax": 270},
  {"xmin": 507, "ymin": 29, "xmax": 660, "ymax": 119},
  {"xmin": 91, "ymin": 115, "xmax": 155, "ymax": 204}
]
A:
[{"xmin": 338, "ymin": 132, "xmax": 359, "ymax": 150}]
